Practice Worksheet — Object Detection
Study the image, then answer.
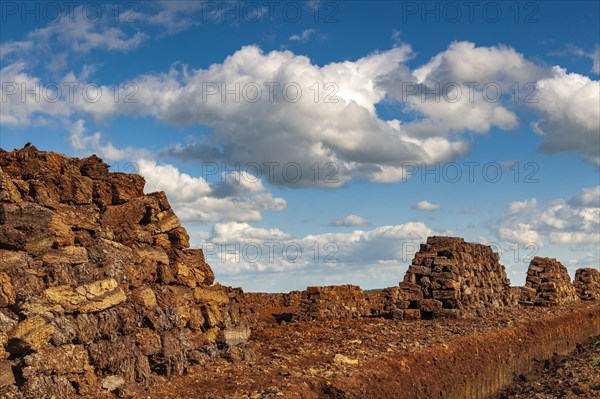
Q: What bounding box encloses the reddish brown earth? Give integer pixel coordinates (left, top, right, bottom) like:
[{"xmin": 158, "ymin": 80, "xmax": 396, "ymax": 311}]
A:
[
  {"xmin": 495, "ymin": 335, "xmax": 600, "ymax": 399},
  {"xmin": 137, "ymin": 302, "xmax": 599, "ymax": 399}
]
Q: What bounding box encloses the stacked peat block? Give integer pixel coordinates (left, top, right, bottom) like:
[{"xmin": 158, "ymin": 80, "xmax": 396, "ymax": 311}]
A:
[
  {"xmin": 520, "ymin": 257, "xmax": 579, "ymax": 306},
  {"xmin": 379, "ymin": 284, "xmax": 424, "ymax": 320},
  {"xmin": 365, "ymin": 290, "xmax": 387, "ymax": 315},
  {"xmin": 0, "ymin": 145, "xmax": 249, "ymax": 398},
  {"xmin": 397, "ymin": 236, "xmax": 514, "ymax": 318},
  {"xmin": 573, "ymin": 268, "xmax": 600, "ymax": 301},
  {"xmin": 509, "ymin": 287, "xmax": 523, "ymax": 305},
  {"xmin": 293, "ymin": 285, "xmax": 368, "ymax": 321}
]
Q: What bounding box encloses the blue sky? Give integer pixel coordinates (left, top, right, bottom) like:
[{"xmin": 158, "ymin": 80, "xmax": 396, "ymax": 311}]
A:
[{"xmin": 1, "ymin": 0, "xmax": 599, "ymax": 292}]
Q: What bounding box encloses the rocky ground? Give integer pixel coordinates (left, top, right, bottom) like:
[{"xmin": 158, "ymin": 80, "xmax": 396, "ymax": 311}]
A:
[
  {"xmin": 129, "ymin": 302, "xmax": 599, "ymax": 399},
  {"xmin": 495, "ymin": 335, "xmax": 600, "ymax": 399}
]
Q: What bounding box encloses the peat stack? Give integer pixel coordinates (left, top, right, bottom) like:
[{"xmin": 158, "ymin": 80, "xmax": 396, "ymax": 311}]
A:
[
  {"xmin": 398, "ymin": 236, "xmax": 514, "ymax": 317},
  {"xmin": 573, "ymin": 268, "xmax": 600, "ymax": 301},
  {"xmin": 520, "ymin": 257, "xmax": 579, "ymax": 306},
  {"xmin": 293, "ymin": 285, "xmax": 368, "ymax": 321},
  {"xmin": 0, "ymin": 145, "xmax": 249, "ymax": 398}
]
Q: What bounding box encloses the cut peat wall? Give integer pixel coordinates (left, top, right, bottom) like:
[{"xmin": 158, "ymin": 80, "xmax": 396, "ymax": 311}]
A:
[
  {"xmin": 0, "ymin": 146, "xmax": 249, "ymax": 397},
  {"xmin": 323, "ymin": 303, "xmax": 600, "ymax": 399}
]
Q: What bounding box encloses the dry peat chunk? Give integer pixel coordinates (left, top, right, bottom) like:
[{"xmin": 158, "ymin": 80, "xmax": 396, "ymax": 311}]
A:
[
  {"xmin": 293, "ymin": 285, "xmax": 368, "ymax": 321},
  {"xmin": 384, "ymin": 236, "xmax": 515, "ymax": 319},
  {"xmin": 6, "ymin": 316, "xmax": 55, "ymax": 354},
  {"xmin": 0, "ymin": 145, "xmax": 249, "ymax": 398},
  {"xmin": 573, "ymin": 268, "xmax": 600, "ymax": 300},
  {"xmin": 520, "ymin": 257, "xmax": 579, "ymax": 306}
]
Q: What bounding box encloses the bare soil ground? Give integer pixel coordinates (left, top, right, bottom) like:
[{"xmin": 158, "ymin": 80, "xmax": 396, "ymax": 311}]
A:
[
  {"xmin": 495, "ymin": 335, "xmax": 600, "ymax": 399},
  {"xmin": 125, "ymin": 302, "xmax": 600, "ymax": 399}
]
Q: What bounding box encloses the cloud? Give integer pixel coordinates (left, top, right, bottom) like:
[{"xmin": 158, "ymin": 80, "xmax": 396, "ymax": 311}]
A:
[
  {"xmin": 380, "ymin": 41, "xmax": 547, "ymax": 134},
  {"xmin": 75, "ymin": 44, "xmax": 468, "ymax": 186},
  {"xmin": 529, "ymin": 67, "xmax": 600, "ymax": 164},
  {"xmin": 0, "ymin": 4, "xmax": 147, "ymax": 78},
  {"xmin": 139, "ymin": 162, "xmax": 282, "ymax": 225},
  {"xmin": 42, "ymin": 26, "xmax": 144, "ymax": 54},
  {"xmin": 391, "ymin": 30, "xmax": 403, "ymax": 47},
  {"xmin": 289, "ymin": 29, "xmax": 316, "ymax": 43},
  {"xmin": 210, "ymin": 222, "xmax": 291, "ymax": 243},
  {"xmin": 329, "ymin": 214, "xmax": 372, "ymax": 227},
  {"xmin": 568, "ymin": 186, "xmax": 600, "ymax": 208},
  {"xmin": 304, "ymin": 222, "xmax": 443, "ymax": 264},
  {"xmin": 3, "ymin": 40, "xmax": 598, "ymax": 180},
  {"xmin": 27, "ymin": 5, "xmax": 146, "ymax": 54},
  {"xmin": 500, "ymin": 160, "xmax": 517, "ymax": 169},
  {"xmin": 0, "ymin": 40, "xmax": 33, "ymax": 59},
  {"xmin": 67, "ymin": 121, "xmax": 287, "ymax": 225},
  {"xmin": 381, "ymin": 41, "xmax": 599, "ymax": 165},
  {"xmin": 204, "ymin": 221, "xmax": 445, "ymax": 275},
  {"xmin": 139, "ymin": 160, "xmax": 287, "ymax": 224},
  {"xmin": 495, "ymin": 187, "xmax": 600, "ymax": 246},
  {"xmin": 0, "ymin": 62, "xmax": 70, "ymax": 126},
  {"xmin": 141, "ymin": 0, "xmax": 207, "ymax": 33},
  {"xmin": 137, "ymin": 1, "xmax": 271, "ymax": 35},
  {"xmin": 67, "ymin": 119, "xmax": 150, "ymax": 161},
  {"xmin": 305, "ymin": 0, "xmax": 321, "ymax": 11},
  {"xmin": 413, "ymin": 41, "xmax": 546, "ymax": 83},
  {"xmin": 413, "ymin": 200, "xmax": 441, "ymax": 211},
  {"xmin": 573, "ymin": 44, "xmax": 600, "ymax": 74}
]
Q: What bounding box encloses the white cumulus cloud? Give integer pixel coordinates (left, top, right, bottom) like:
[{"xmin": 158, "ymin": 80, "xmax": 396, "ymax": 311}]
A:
[
  {"xmin": 496, "ymin": 187, "xmax": 600, "ymax": 247},
  {"xmin": 413, "ymin": 201, "xmax": 441, "ymax": 211},
  {"xmin": 529, "ymin": 67, "xmax": 600, "ymax": 164},
  {"xmin": 2, "ymin": 41, "xmax": 598, "ymax": 180},
  {"xmin": 329, "ymin": 214, "xmax": 372, "ymax": 227}
]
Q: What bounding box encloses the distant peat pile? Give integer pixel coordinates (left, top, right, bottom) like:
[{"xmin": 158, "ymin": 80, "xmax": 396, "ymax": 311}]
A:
[
  {"xmin": 0, "ymin": 145, "xmax": 249, "ymax": 398},
  {"xmin": 391, "ymin": 236, "xmax": 515, "ymax": 318},
  {"xmin": 520, "ymin": 257, "xmax": 579, "ymax": 306},
  {"xmin": 573, "ymin": 268, "xmax": 600, "ymax": 301},
  {"xmin": 293, "ymin": 285, "xmax": 368, "ymax": 321}
]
